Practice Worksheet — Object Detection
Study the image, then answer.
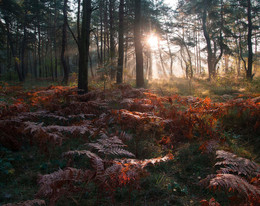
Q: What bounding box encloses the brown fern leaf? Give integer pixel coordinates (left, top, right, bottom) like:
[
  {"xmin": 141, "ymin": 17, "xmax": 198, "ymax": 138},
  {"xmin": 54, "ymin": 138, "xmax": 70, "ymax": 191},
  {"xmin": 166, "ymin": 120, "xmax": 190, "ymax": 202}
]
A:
[
  {"xmin": 199, "ymin": 140, "xmax": 220, "ymax": 154},
  {"xmin": 58, "ymin": 101, "xmax": 108, "ymax": 116},
  {"xmin": 63, "ymin": 150, "xmax": 97, "ymax": 158},
  {"xmin": 37, "ymin": 167, "xmax": 94, "ymax": 205},
  {"xmin": 201, "ymin": 174, "xmax": 260, "ymax": 198},
  {"xmin": 88, "ymin": 136, "xmax": 135, "ymax": 157},
  {"xmin": 62, "ymin": 150, "xmax": 104, "ymax": 175},
  {"xmin": 24, "ymin": 122, "xmax": 63, "ymax": 147},
  {"xmin": 215, "ymin": 150, "xmax": 260, "ymax": 176},
  {"xmin": 116, "ymin": 154, "xmax": 174, "ymax": 169},
  {"xmin": 13, "ymin": 111, "xmax": 68, "ymax": 122},
  {"xmin": 2, "ymin": 199, "xmax": 46, "ymax": 206},
  {"xmin": 45, "ymin": 123, "xmax": 93, "ymax": 135}
]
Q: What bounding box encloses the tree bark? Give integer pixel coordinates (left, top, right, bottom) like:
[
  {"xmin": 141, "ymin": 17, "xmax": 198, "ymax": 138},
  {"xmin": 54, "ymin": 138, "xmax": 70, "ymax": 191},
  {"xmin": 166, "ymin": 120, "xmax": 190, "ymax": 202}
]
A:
[
  {"xmin": 134, "ymin": 0, "xmax": 144, "ymax": 88},
  {"xmin": 61, "ymin": 0, "xmax": 69, "ymax": 85},
  {"xmin": 78, "ymin": 0, "xmax": 92, "ymax": 94},
  {"xmin": 202, "ymin": 9, "xmax": 214, "ymax": 80},
  {"xmin": 117, "ymin": 0, "xmax": 124, "ymax": 84},
  {"xmin": 109, "ymin": 0, "xmax": 116, "ymax": 80},
  {"xmin": 247, "ymin": 0, "xmax": 253, "ymax": 80}
]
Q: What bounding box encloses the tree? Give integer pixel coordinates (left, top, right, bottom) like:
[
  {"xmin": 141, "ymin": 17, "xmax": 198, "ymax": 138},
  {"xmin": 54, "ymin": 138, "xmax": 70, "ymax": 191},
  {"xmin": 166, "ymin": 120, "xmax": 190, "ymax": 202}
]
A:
[
  {"xmin": 61, "ymin": 0, "xmax": 69, "ymax": 85},
  {"xmin": 78, "ymin": 0, "xmax": 92, "ymax": 94},
  {"xmin": 246, "ymin": 0, "xmax": 253, "ymax": 80},
  {"xmin": 116, "ymin": 0, "xmax": 125, "ymax": 84},
  {"xmin": 134, "ymin": 0, "xmax": 144, "ymax": 87},
  {"xmin": 178, "ymin": 0, "xmax": 225, "ymax": 80}
]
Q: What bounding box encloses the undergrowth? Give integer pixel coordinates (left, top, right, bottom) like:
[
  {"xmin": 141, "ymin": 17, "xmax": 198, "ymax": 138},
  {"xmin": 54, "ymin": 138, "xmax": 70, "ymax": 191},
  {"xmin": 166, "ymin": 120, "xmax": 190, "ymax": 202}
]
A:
[{"xmin": 0, "ymin": 80, "xmax": 259, "ymax": 206}]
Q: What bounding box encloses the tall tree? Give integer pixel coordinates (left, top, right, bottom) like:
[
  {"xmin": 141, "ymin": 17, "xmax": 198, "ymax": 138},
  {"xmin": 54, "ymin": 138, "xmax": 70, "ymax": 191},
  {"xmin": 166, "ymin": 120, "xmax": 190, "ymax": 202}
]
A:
[
  {"xmin": 246, "ymin": 0, "xmax": 253, "ymax": 80},
  {"xmin": 116, "ymin": 0, "xmax": 124, "ymax": 84},
  {"xmin": 78, "ymin": 0, "xmax": 92, "ymax": 93},
  {"xmin": 178, "ymin": 0, "xmax": 225, "ymax": 80},
  {"xmin": 61, "ymin": 0, "xmax": 69, "ymax": 84},
  {"xmin": 134, "ymin": 0, "xmax": 144, "ymax": 87}
]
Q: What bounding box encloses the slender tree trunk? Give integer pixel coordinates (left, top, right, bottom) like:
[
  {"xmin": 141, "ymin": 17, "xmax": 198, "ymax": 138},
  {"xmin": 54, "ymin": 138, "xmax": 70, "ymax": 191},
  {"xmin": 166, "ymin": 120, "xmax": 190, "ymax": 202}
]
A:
[
  {"xmin": 117, "ymin": 0, "xmax": 124, "ymax": 84},
  {"xmin": 77, "ymin": 0, "xmax": 81, "ymax": 42},
  {"xmin": 109, "ymin": 0, "xmax": 116, "ymax": 80},
  {"xmin": 104, "ymin": 0, "xmax": 109, "ymax": 62},
  {"xmin": 21, "ymin": 22, "xmax": 27, "ymax": 80},
  {"xmin": 61, "ymin": 0, "xmax": 69, "ymax": 85},
  {"xmin": 78, "ymin": 0, "xmax": 92, "ymax": 93},
  {"xmin": 202, "ymin": 9, "xmax": 213, "ymax": 81},
  {"xmin": 99, "ymin": 0, "xmax": 103, "ymax": 65},
  {"xmin": 54, "ymin": 0, "xmax": 58, "ymax": 80},
  {"xmin": 247, "ymin": 0, "xmax": 253, "ymax": 80},
  {"xmin": 1, "ymin": 20, "xmax": 23, "ymax": 81},
  {"xmin": 165, "ymin": 31, "xmax": 173, "ymax": 76},
  {"xmin": 89, "ymin": 54, "xmax": 94, "ymax": 78},
  {"xmin": 134, "ymin": 0, "xmax": 144, "ymax": 87}
]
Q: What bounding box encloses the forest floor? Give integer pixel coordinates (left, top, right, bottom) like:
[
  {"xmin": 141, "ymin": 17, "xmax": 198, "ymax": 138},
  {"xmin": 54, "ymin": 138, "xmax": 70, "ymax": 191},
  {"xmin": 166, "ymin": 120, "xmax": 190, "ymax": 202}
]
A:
[{"xmin": 0, "ymin": 77, "xmax": 259, "ymax": 206}]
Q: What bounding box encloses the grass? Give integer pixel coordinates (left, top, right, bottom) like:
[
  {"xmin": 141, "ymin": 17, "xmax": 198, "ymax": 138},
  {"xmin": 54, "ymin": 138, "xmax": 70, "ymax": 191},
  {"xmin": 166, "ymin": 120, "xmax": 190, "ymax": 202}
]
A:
[{"xmin": 148, "ymin": 76, "xmax": 260, "ymax": 101}]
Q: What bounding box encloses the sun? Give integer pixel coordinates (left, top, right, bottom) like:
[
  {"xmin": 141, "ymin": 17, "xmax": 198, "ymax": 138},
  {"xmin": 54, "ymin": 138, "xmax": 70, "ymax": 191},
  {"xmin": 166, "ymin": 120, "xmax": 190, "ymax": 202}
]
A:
[{"xmin": 147, "ymin": 34, "xmax": 159, "ymax": 50}]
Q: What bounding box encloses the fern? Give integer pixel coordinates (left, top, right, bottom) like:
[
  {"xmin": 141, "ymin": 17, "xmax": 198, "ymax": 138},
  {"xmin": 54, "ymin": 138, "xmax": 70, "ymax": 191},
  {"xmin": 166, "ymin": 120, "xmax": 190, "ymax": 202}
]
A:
[
  {"xmin": 215, "ymin": 150, "xmax": 260, "ymax": 176},
  {"xmin": 200, "ymin": 150, "xmax": 260, "ymax": 203},
  {"xmin": 2, "ymin": 199, "xmax": 46, "ymax": 206},
  {"xmin": 200, "ymin": 197, "xmax": 221, "ymax": 206},
  {"xmin": 37, "ymin": 167, "xmax": 94, "ymax": 206},
  {"xmin": 115, "ymin": 154, "xmax": 174, "ymax": 169},
  {"xmin": 88, "ymin": 136, "xmax": 135, "ymax": 157},
  {"xmin": 201, "ymin": 174, "xmax": 260, "ymax": 197}
]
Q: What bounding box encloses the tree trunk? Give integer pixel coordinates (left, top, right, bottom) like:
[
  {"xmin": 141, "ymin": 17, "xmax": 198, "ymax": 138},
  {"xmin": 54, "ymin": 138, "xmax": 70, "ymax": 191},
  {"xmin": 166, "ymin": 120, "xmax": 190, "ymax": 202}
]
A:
[
  {"xmin": 78, "ymin": 0, "xmax": 92, "ymax": 94},
  {"xmin": 202, "ymin": 9, "xmax": 214, "ymax": 80},
  {"xmin": 134, "ymin": 0, "xmax": 144, "ymax": 88},
  {"xmin": 109, "ymin": 0, "xmax": 116, "ymax": 80},
  {"xmin": 89, "ymin": 54, "xmax": 94, "ymax": 78},
  {"xmin": 99, "ymin": 0, "xmax": 103, "ymax": 65},
  {"xmin": 117, "ymin": 0, "xmax": 124, "ymax": 84},
  {"xmin": 1, "ymin": 20, "xmax": 24, "ymax": 81},
  {"xmin": 54, "ymin": 0, "xmax": 58, "ymax": 80},
  {"xmin": 61, "ymin": 0, "xmax": 69, "ymax": 85},
  {"xmin": 21, "ymin": 23, "xmax": 27, "ymax": 80},
  {"xmin": 247, "ymin": 0, "xmax": 253, "ymax": 80}
]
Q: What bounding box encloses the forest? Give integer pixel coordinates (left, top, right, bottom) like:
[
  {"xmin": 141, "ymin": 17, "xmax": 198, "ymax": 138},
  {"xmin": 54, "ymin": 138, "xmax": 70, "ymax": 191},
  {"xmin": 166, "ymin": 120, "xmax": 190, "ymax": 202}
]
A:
[{"xmin": 0, "ymin": 0, "xmax": 259, "ymax": 205}]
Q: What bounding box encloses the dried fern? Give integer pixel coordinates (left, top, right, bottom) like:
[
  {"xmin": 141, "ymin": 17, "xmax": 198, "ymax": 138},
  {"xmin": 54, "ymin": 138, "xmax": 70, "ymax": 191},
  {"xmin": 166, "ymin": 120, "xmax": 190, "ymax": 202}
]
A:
[
  {"xmin": 37, "ymin": 167, "xmax": 94, "ymax": 206},
  {"xmin": 88, "ymin": 136, "xmax": 135, "ymax": 157},
  {"xmin": 2, "ymin": 199, "xmax": 46, "ymax": 206},
  {"xmin": 215, "ymin": 150, "xmax": 260, "ymax": 176},
  {"xmin": 200, "ymin": 150, "xmax": 260, "ymax": 202},
  {"xmin": 201, "ymin": 174, "xmax": 260, "ymax": 197}
]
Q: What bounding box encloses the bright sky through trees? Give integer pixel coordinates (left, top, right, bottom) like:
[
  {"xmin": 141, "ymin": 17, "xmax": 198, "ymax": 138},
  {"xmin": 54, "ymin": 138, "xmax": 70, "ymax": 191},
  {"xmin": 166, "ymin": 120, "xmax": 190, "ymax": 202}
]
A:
[{"xmin": 164, "ymin": 0, "xmax": 178, "ymax": 9}]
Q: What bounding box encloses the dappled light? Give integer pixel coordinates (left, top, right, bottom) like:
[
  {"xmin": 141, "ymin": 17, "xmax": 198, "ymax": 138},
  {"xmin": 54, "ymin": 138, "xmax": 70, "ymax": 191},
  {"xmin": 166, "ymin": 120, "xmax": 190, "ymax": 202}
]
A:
[{"xmin": 0, "ymin": 0, "xmax": 259, "ymax": 205}]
